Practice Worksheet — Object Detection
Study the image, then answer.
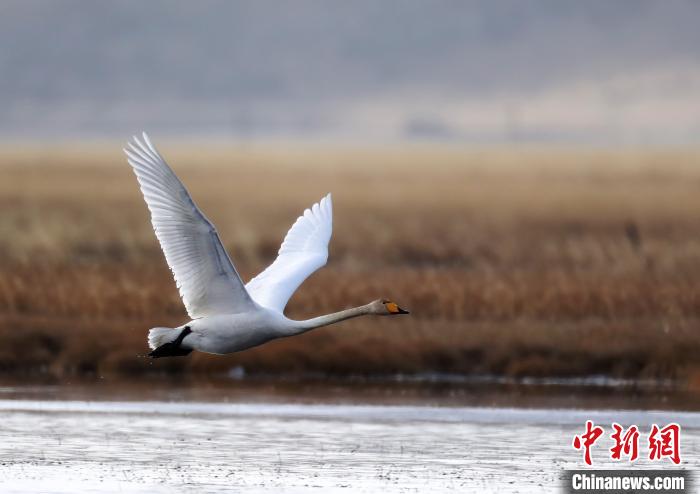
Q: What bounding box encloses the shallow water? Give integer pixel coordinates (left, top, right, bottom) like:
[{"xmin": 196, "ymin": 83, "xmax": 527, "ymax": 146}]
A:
[{"xmin": 0, "ymin": 380, "xmax": 697, "ymax": 493}]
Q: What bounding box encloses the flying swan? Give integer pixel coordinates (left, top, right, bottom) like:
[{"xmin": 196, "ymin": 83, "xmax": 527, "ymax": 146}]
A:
[{"xmin": 124, "ymin": 133, "xmax": 409, "ymax": 358}]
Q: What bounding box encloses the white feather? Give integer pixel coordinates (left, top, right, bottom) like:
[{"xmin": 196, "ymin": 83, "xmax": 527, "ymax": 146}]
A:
[
  {"xmin": 124, "ymin": 133, "xmax": 256, "ymax": 318},
  {"xmin": 246, "ymin": 194, "xmax": 333, "ymax": 313},
  {"xmin": 148, "ymin": 327, "xmax": 176, "ymax": 350}
]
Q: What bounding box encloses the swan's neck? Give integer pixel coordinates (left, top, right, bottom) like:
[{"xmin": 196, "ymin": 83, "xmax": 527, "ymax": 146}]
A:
[{"xmin": 286, "ymin": 303, "xmax": 374, "ymax": 335}]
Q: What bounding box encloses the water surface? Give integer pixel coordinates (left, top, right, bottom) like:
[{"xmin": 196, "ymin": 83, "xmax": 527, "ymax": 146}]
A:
[{"xmin": 0, "ymin": 378, "xmax": 697, "ymax": 493}]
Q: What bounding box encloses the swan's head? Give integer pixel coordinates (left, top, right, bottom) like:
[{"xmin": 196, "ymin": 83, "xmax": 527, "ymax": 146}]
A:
[{"xmin": 372, "ymin": 299, "xmax": 410, "ymax": 315}]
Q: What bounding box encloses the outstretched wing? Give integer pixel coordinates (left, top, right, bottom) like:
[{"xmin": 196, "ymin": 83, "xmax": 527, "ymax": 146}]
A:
[
  {"xmin": 124, "ymin": 133, "xmax": 257, "ymax": 318},
  {"xmin": 246, "ymin": 194, "xmax": 333, "ymax": 313}
]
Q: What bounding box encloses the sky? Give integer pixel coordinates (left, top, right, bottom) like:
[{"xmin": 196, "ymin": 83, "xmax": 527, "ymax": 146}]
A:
[{"xmin": 1, "ymin": 0, "xmax": 699, "ymax": 144}]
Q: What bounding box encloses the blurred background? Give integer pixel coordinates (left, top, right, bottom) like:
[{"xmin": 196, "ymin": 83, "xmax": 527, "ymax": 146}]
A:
[
  {"xmin": 2, "ymin": 0, "xmax": 700, "ymax": 405},
  {"xmin": 2, "ymin": 0, "xmax": 700, "ymax": 144}
]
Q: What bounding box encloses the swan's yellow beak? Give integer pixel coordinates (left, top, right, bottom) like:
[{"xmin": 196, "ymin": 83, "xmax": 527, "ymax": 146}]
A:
[{"xmin": 386, "ymin": 301, "xmax": 410, "ymax": 315}]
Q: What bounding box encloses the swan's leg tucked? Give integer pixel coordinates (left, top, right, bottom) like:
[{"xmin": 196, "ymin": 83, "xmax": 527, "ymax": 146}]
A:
[{"xmin": 148, "ymin": 326, "xmax": 193, "ymax": 358}]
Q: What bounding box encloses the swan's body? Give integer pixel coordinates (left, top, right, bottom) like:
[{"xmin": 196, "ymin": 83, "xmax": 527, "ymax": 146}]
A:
[{"xmin": 124, "ymin": 133, "xmax": 408, "ymax": 358}]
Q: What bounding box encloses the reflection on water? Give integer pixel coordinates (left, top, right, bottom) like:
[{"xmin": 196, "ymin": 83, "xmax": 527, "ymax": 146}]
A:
[
  {"xmin": 0, "ymin": 377, "xmax": 698, "ymax": 493},
  {"xmin": 0, "ymin": 375, "xmax": 699, "ymax": 410}
]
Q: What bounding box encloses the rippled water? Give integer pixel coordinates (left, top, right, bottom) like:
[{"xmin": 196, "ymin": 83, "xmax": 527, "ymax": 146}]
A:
[{"xmin": 0, "ymin": 391, "xmax": 697, "ymax": 493}]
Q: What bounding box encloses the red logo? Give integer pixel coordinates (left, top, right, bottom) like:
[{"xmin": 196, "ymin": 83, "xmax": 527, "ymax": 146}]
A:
[
  {"xmin": 573, "ymin": 422, "xmax": 681, "ymax": 466},
  {"xmin": 572, "ymin": 420, "xmax": 604, "ymax": 466},
  {"xmin": 610, "ymin": 423, "xmax": 640, "ymax": 462},
  {"xmin": 648, "ymin": 423, "xmax": 681, "ymax": 465}
]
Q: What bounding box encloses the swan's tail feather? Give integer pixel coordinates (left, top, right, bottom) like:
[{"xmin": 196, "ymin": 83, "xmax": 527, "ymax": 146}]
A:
[{"xmin": 148, "ymin": 327, "xmax": 176, "ymax": 350}]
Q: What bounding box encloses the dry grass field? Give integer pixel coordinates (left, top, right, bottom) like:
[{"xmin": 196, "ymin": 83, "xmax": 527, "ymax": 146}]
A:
[{"xmin": 2, "ymin": 143, "xmax": 700, "ymax": 382}]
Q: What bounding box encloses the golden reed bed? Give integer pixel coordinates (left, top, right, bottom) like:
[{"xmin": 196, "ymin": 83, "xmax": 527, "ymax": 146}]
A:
[{"xmin": 1, "ymin": 143, "xmax": 700, "ymax": 381}]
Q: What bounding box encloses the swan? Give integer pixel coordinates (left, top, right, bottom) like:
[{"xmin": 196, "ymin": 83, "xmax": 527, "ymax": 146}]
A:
[{"xmin": 124, "ymin": 133, "xmax": 409, "ymax": 358}]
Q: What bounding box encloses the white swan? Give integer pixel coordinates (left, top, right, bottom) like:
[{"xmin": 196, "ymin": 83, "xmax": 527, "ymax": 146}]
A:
[{"xmin": 124, "ymin": 133, "xmax": 409, "ymax": 358}]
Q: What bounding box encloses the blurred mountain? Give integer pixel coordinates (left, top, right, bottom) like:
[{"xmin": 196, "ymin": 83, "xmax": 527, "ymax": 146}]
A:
[{"xmin": 1, "ymin": 0, "xmax": 699, "ymax": 143}]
